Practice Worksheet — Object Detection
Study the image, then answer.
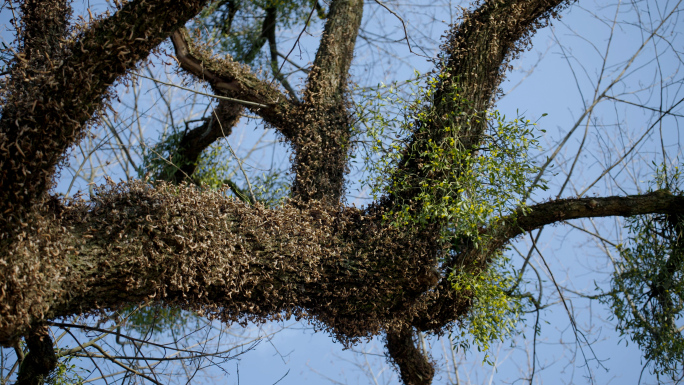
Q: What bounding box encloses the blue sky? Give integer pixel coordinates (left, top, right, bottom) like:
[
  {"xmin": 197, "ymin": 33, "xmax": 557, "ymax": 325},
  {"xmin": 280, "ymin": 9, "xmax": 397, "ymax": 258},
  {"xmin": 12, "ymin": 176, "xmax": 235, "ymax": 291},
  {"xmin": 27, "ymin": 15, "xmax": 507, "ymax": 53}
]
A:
[{"xmin": 1, "ymin": 0, "xmax": 683, "ymax": 383}]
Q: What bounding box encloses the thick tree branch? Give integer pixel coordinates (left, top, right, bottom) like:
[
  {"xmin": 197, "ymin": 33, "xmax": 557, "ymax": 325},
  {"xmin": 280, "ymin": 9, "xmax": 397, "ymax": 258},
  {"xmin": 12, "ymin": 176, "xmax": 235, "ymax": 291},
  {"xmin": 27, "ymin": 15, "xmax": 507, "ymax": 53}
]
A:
[
  {"xmin": 507, "ymin": 190, "xmax": 684, "ymax": 241},
  {"xmin": 0, "ymin": 0, "xmax": 207, "ymax": 218},
  {"xmin": 19, "ymin": 0, "xmax": 70, "ymax": 63},
  {"xmin": 303, "ymin": 0, "xmax": 362, "ymax": 105},
  {"xmin": 0, "ymin": 181, "xmax": 441, "ymax": 346},
  {"xmin": 289, "ymin": 0, "xmax": 364, "ymax": 204},
  {"xmin": 170, "ymin": 29, "xmax": 298, "ymax": 137},
  {"xmin": 381, "ymin": 3, "xmax": 577, "ymax": 335},
  {"xmin": 15, "ymin": 325, "xmax": 57, "ymax": 385},
  {"xmin": 439, "ymin": 0, "xmax": 571, "ymax": 116},
  {"xmin": 386, "ymin": 327, "xmax": 434, "ymax": 385},
  {"xmin": 171, "ymin": 0, "xmax": 364, "ymax": 204}
]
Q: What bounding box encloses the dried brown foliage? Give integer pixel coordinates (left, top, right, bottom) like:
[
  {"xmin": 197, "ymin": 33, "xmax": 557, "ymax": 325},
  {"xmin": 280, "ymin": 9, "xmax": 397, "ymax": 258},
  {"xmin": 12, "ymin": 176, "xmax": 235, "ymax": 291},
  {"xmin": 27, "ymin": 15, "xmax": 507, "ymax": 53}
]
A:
[{"xmin": 1, "ymin": 0, "xmax": 683, "ymax": 383}]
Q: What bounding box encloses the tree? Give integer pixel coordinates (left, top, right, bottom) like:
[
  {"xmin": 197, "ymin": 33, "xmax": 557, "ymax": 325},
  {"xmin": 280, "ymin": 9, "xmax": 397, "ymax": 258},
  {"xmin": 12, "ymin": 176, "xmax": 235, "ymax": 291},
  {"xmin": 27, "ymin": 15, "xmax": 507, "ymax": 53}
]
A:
[{"xmin": 0, "ymin": 0, "xmax": 683, "ymax": 384}]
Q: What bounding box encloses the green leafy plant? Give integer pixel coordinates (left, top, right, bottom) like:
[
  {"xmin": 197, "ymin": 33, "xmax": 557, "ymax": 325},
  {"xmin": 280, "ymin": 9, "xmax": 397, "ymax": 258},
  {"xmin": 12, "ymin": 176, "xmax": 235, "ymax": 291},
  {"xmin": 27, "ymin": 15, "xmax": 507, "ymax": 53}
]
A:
[
  {"xmin": 355, "ymin": 72, "xmax": 545, "ymax": 359},
  {"xmin": 450, "ymin": 252, "xmax": 524, "ymax": 363},
  {"xmin": 139, "ymin": 129, "xmax": 188, "ymax": 182},
  {"xmin": 252, "ymin": 170, "xmax": 291, "ymax": 207},
  {"xmin": 46, "ymin": 354, "xmax": 86, "ymax": 385},
  {"xmin": 605, "ymin": 163, "xmax": 684, "ymax": 379}
]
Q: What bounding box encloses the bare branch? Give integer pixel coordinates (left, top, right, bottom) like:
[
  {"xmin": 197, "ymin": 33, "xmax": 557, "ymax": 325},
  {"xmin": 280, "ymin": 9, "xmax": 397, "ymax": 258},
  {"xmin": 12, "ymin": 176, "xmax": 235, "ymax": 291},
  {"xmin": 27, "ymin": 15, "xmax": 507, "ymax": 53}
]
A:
[{"xmin": 509, "ymin": 190, "xmax": 684, "ymax": 240}]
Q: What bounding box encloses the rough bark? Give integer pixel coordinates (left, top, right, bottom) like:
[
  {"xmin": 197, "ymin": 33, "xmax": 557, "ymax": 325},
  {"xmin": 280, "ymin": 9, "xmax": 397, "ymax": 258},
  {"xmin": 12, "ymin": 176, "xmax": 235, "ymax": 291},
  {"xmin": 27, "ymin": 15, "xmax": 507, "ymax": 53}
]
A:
[
  {"xmin": 290, "ymin": 0, "xmax": 364, "ymax": 204},
  {"xmin": 0, "ymin": 180, "xmax": 442, "ymax": 345},
  {"xmin": 386, "ymin": 327, "xmax": 435, "ymax": 385},
  {"xmin": 0, "ymin": 0, "xmax": 208, "ymax": 221},
  {"xmin": 2, "ymin": 0, "xmax": 683, "ymax": 384},
  {"xmin": 170, "ymin": 0, "xmax": 364, "ymax": 204},
  {"xmin": 170, "ymin": 29, "xmax": 298, "ymax": 134}
]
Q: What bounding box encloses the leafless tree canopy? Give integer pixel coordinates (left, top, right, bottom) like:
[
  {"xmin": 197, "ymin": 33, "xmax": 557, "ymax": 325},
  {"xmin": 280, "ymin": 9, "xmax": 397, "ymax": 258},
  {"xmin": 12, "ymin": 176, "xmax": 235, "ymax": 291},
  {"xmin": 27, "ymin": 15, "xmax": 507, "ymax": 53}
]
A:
[{"xmin": 1, "ymin": 0, "xmax": 682, "ymax": 384}]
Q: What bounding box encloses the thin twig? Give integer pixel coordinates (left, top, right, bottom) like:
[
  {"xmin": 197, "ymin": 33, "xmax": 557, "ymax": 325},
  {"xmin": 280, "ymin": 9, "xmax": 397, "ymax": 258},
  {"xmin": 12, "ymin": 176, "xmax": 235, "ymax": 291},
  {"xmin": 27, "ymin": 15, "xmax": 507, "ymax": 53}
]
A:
[
  {"xmin": 529, "ymin": 233, "xmax": 606, "ymax": 383},
  {"xmin": 213, "ymin": 111, "xmax": 257, "ymax": 204},
  {"xmin": 88, "ymin": 343, "xmax": 162, "ymax": 385},
  {"xmin": 372, "ymin": 0, "xmax": 429, "ymax": 58},
  {"xmin": 278, "ymin": 2, "xmax": 317, "ymax": 75},
  {"xmin": 136, "ymin": 73, "xmax": 269, "ymax": 108}
]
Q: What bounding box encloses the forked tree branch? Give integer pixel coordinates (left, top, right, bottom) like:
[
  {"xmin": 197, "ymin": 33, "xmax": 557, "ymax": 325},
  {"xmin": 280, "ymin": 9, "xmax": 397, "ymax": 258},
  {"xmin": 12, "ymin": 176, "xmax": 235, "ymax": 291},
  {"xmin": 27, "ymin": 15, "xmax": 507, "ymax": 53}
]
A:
[{"xmin": 0, "ymin": 0, "xmax": 207, "ymax": 216}]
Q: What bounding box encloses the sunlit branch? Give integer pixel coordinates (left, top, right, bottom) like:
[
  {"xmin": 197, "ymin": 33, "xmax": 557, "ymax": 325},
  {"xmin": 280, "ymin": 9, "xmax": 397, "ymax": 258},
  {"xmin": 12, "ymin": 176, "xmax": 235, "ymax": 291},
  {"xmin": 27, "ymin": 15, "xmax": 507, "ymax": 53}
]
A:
[{"xmin": 169, "ymin": 29, "xmax": 297, "ymax": 138}]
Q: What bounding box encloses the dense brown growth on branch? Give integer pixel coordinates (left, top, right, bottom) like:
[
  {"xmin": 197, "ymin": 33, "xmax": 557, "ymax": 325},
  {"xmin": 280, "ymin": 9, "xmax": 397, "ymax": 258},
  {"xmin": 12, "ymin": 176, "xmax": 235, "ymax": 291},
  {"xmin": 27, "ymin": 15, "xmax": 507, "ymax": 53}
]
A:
[
  {"xmin": 0, "ymin": 180, "xmax": 443, "ymax": 345},
  {"xmin": 0, "ymin": 0, "xmax": 207, "ymax": 219},
  {"xmin": 1, "ymin": 0, "xmax": 682, "ymax": 384}
]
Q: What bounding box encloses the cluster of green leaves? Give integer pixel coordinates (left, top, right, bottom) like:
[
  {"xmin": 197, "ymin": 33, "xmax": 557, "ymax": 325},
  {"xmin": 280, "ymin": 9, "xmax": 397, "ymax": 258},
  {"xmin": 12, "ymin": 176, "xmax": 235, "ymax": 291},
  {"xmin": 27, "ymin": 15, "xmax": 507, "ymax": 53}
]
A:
[
  {"xmin": 358, "ymin": 74, "xmax": 544, "ymax": 245},
  {"xmin": 140, "ymin": 126, "xmax": 290, "ymax": 206},
  {"xmin": 604, "ymin": 163, "xmax": 684, "ymax": 380},
  {"xmin": 139, "ymin": 125, "xmax": 235, "ymax": 187},
  {"xmin": 46, "ymin": 355, "xmax": 86, "ymax": 385},
  {"xmin": 450, "ymin": 253, "xmax": 524, "ymax": 363},
  {"xmin": 403, "ymin": 108, "xmax": 542, "ymax": 244},
  {"xmin": 354, "ymin": 72, "xmax": 544, "ymax": 358},
  {"xmin": 251, "ymin": 171, "xmax": 290, "ymax": 207},
  {"xmin": 139, "ymin": 129, "xmax": 188, "ymax": 182},
  {"xmin": 192, "ymin": 140, "xmax": 239, "ymax": 189}
]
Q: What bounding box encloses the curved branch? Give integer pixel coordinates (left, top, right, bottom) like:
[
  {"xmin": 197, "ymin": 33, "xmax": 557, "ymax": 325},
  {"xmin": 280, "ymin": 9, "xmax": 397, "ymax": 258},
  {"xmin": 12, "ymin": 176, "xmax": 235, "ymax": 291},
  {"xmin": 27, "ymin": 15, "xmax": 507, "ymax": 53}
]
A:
[
  {"xmin": 439, "ymin": 0, "xmax": 571, "ymax": 113},
  {"xmin": 506, "ymin": 190, "xmax": 684, "ymax": 241},
  {"xmin": 0, "ymin": 0, "xmax": 208, "ymax": 216},
  {"xmin": 170, "ymin": 29, "xmax": 298, "ymax": 138}
]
